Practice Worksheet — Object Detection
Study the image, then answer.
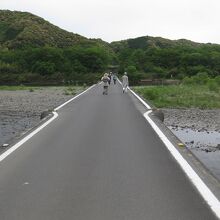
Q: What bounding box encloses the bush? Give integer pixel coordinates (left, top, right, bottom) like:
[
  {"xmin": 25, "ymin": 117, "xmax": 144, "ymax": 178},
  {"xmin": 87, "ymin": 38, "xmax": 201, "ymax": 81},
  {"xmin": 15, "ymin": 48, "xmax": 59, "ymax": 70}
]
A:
[
  {"xmin": 143, "ymin": 89, "xmax": 159, "ymax": 100},
  {"xmin": 29, "ymin": 88, "xmax": 34, "ymax": 92},
  {"xmin": 192, "ymin": 72, "xmax": 209, "ymax": 85},
  {"xmin": 183, "ymin": 72, "xmax": 210, "ymax": 85},
  {"xmin": 31, "ymin": 61, "xmax": 55, "ymax": 75},
  {"xmin": 127, "ymin": 69, "xmax": 143, "ymax": 85},
  {"xmin": 126, "ymin": 65, "xmax": 137, "ymax": 74},
  {"xmin": 215, "ymin": 75, "xmax": 220, "ymax": 85},
  {"xmin": 182, "ymin": 76, "xmax": 194, "ymax": 85},
  {"xmin": 208, "ymin": 79, "xmax": 219, "ymax": 92},
  {"xmin": 0, "ymin": 61, "xmax": 20, "ymax": 74},
  {"xmin": 0, "ymin": 73, "xmax": 20, "ymax": 84}
]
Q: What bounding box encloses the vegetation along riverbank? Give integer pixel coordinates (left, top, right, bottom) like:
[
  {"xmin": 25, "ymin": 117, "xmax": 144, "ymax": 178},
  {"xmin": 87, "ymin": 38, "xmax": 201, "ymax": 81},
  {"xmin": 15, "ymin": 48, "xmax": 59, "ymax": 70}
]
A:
[
  {"xmin": 133, "ymin": 73, "xmax": 220, "ymax": 109},
  {"xmin": 133, "ymin": 74, "xmax": 220, "ymax": 180}
]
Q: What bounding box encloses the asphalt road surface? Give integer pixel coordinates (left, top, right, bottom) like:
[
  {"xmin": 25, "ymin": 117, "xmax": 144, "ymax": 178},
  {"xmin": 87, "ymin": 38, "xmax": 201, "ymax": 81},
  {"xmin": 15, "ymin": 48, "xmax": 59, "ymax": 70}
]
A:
[{"xmin": 0, "ymin": 83, "xmax": 218, "ymax": 220}]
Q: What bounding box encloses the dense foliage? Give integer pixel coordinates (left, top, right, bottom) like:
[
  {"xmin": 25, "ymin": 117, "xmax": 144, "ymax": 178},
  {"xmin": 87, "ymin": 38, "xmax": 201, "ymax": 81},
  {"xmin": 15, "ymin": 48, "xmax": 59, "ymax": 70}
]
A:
[
  {"xmin": 0, "ymin": 10, "xmax": 116, "ymax": 84},
  {"xmin": 0, "ymin": 10, "xmax": 92, "ymax": 49},
  {"xmin": 0, "ymin": 10, "xmax": 220, "ymax": 85},
  {"xmin": 112, "ymin": 37, "xmax": 220, "ymax": 82},
  {"xmin": 0, "ymin": 46, "xmax": 115, "ymax": 84}
]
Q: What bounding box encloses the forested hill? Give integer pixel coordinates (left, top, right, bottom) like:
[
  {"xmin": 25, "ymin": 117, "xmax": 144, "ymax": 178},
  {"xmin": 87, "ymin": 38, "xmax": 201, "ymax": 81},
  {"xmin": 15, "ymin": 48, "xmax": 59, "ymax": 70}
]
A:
[
  {"xmin": 110, "ymin": 36, "xmax": 202, "ymax": 51},
  {"xmin": 0, "ymin": 10, "xmax": 113, "ymax": 50},
  {"xmin": 0, "ymin": 10, "xmax": 116, "ymax": 84},
  {"xmin": 0, "ymin": 10, "xmax": 220, "ymax": 85},
  {"xmin": 0, "ymin": 10, "xmax": 89, "ymax": 49},
  {"xmin": 111, "ymin": 36, "xmax": 220, "ymax": 82}
]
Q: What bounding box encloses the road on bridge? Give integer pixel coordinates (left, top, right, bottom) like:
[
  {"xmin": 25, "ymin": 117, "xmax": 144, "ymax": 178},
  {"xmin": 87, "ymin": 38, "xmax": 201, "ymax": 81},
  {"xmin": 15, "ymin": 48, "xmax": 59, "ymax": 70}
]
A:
[{"xmin": 0, "ymin": 82, "xmax": 218, "ymax": 220}]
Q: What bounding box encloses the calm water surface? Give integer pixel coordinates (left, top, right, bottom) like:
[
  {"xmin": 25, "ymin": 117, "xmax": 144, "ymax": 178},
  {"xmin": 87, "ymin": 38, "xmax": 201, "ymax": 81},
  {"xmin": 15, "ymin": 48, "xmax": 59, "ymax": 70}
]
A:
[{"xmin": 169, "ymin": 127, "xmax": 220, "ymax": 180}]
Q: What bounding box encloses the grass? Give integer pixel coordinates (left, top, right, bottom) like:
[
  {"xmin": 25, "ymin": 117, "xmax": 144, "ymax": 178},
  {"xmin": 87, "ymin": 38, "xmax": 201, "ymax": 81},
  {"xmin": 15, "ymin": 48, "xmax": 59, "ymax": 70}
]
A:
[
  {"xmin": 63, "ymin": 86, "xmax": 84, "ymax": 95},
  {"xmin": 133, "ymin": 84, "xmax": 220, "ymax": 109},
  {"xmin": 0, "ymin": 85, "xmax": 84, "ymax": 96},
  {"xmin": 0, "ymin": 85, "xmax": 41, "ymax": 91}
]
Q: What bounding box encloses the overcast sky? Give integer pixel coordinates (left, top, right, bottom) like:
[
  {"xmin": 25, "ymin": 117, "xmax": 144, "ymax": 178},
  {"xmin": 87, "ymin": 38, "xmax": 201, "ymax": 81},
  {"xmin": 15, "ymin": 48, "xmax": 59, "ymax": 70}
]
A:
[{"xmin": 1, "ymin": 0, "xmax": 220, "ymax": 44}]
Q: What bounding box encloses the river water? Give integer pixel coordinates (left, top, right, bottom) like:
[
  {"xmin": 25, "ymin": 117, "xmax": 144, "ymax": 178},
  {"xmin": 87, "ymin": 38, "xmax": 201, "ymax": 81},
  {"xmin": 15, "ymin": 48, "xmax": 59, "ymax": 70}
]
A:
[{"xmin": 169, "ymin": 127, "xmax": 220, "ymax": 180}]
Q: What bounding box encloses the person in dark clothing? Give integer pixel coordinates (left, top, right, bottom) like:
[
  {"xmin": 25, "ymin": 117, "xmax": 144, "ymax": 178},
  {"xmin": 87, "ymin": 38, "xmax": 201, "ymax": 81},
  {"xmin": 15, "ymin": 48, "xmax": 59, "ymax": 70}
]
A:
[
  {"xmin": 113, "ymin": 74, "xmax": 117, "ymax": 84},
  {"xmin": 108, "ymin": 72, "xmax": 112, "ymax": 85}
]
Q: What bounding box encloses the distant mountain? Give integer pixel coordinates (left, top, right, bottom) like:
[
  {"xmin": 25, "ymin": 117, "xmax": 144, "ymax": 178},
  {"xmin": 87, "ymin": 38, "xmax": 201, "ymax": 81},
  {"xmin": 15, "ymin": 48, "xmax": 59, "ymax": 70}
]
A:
[
  {"xmin": 0, "ymin": 10, "xmax": 110, "ymax": 50},
  {"xmin": 0, "ymin": 10, "xmax": 219, "ymax": 85},
  {"xmin": 0, "ymin": 10, "xmax": 216, "ymax": 51},
  {"xmin": 110, "ymin": 36, "xmax": 220, "ymax": 83},
  {"xmin": 110, "ymin": 36, "xmax": 203, "ymax": 52}
]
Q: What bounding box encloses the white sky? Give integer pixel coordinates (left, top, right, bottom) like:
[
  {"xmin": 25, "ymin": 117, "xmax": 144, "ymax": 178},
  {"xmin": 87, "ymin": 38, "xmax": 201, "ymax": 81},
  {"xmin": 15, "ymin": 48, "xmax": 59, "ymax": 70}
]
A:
[{"xmin": 0, "ymin": 0, "xmax": 220, "ymax": 44}]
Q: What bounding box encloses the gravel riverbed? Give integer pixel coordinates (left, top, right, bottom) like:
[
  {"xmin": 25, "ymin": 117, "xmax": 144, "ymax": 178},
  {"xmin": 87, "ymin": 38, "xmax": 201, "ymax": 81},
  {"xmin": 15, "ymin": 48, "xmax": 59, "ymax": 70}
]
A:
[
  {"xmin": 0, "ymin": 87, "xmax": 75, "ymax": 147},
  {"xmin": 163, "ymin": 108, "xmax": 220, "ymax": 180},
  {"xmin": 163, "ymin": 109, "xmax": 220, "ymax": 132}
]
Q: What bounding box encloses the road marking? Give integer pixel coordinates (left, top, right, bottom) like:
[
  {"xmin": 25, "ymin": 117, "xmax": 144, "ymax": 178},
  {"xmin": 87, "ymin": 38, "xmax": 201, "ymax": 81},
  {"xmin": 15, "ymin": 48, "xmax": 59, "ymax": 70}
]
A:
[
  {"xmin": 0, "ymin": 112, "xmax": 58, "ymax": 162},
  {"xmin": 117, "ymin": 78, "xmax": 122, "ymax": 85},
  {"xmin": 0, "ymin": 84, "xmax": 96, "ymax": 163},
  {"xmin": 128, "ymin": 87, "xmax": 151, "ymax": 109},
  {"xmin": 55, "ymin": 85, "xmax": 96, "ymax": 111},
  {"xmin": 129, "ymin": 87, "xmax": 220, "ymax": 219},
  {"xmin": 23, "ymin": 182, "xmax": 29, "ymax": 185}
]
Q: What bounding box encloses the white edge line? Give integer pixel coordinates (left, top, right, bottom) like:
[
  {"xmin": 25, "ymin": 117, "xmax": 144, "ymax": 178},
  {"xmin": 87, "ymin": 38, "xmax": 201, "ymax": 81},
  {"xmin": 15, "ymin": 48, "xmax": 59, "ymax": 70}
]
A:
[
  {"xmin": 117, "ymin": 78, "xmax": 122, "ymax": 85},
  {"xmin": 128, "ymin": 87, "xmax": 151, "ymax": 109},
  {"xmin": 0, "ymin": 84, "xmax": 96, "ymax": 162},
  {"xmin": 55, "ymin": 84, "xmax": 96, "ymax": 111},
  {"xmin": 130, "ymin": 88, "xmax": 220, "ymax": 218},
  {"xmin": 0, "ymin": 112, "xmax": 58, "ymax": 162},
  {"xmin": 117, "ymin": 78, "xmax": 151, "ymax": 109}
]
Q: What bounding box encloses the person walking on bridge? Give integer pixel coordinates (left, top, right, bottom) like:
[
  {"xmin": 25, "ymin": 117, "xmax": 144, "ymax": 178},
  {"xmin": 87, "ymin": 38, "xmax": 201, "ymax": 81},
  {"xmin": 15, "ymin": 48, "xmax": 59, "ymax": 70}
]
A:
[
  {"xmin": 108, "ymin": 72, "xmax": 112, "ymax": 85},
  {"xmin": 122, "ymin": 72, "xmax": 129, "ymax": 93},
  {"xmin": 113, "ymin": 73, "xmax": 117, "ymax": 84},
  {"xmin": 101, "ymin": 73, "xmax": 110, "ymax": 95}
]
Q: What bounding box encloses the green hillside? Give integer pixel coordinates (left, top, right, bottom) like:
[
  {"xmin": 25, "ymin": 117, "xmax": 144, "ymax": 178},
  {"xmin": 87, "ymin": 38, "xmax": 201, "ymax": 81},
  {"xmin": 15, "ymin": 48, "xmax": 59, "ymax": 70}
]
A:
[
  {"xmin": 0, "ymin": 10, "xmax": 117, "ymax": 84},
  {"xmin": 0, "ymin": 10, "xmax": 219, "ymax": 85},
  {"xmin": 111, "ymin": 36, "xmax": 201, "ymax": 52},
  {"xmin": 0, "ymin": 10, "xmax": 116, "ymax": 53},
  {"xmin": 0, "ymin": 10, "xmax": 104, "ymax": 49},
  {"xmin": 111, "ymin": 36, "xmax": 220, "ymax": 83}
]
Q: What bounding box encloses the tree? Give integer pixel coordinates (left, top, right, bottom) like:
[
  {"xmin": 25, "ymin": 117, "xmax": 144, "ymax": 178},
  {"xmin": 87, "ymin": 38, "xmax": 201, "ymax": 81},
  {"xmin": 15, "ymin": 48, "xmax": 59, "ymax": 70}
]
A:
[{"xmin": 31, "ymin": 61, "xmax": 55, "ymax": 75}]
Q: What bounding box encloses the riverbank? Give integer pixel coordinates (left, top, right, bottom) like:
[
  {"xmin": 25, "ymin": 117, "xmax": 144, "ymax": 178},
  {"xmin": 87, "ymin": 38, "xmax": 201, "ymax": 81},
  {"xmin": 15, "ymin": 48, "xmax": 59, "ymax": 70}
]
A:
[
  {"xmin": 0, "ymin": 86, "xmax": 82, "ymax": 147},
  {"xmin": 163, "ymin": 108, "xmax": 220, "ymax": 180},
  {"xmin": 133, "ymin": 85, "xmax": 220, "ymax": 180},
  {"xmin": 163, "ymin": 108, "xmax": 220, "ymax": 132},
  {"xmin": 133, "ymin": 84, "xmax": 220, "ymax": 109}
]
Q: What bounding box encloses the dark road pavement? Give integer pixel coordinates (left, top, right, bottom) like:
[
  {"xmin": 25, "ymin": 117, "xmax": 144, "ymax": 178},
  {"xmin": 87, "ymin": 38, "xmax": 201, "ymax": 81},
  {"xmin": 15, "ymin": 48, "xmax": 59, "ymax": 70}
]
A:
[{"xmin": 0, "ymin": 83, "xmax": 218, "ymax": 219}]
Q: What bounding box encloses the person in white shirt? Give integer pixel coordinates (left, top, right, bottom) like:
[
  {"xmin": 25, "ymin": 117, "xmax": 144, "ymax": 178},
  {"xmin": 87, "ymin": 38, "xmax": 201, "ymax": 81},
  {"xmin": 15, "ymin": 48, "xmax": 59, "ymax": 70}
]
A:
[{"xmin": 122, "ymin": 72, "xmax": 129, "ymax": 93}]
